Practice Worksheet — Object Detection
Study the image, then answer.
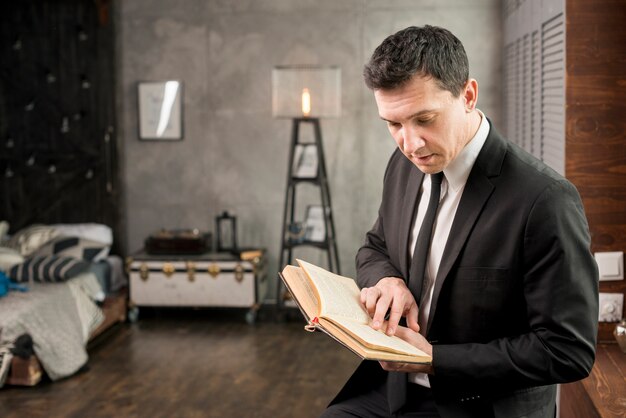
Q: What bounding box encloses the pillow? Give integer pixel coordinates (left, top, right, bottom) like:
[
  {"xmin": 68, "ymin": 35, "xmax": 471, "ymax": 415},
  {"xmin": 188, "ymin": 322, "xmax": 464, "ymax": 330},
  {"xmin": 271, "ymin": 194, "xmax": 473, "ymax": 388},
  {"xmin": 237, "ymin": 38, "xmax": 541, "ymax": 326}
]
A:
[
  {"xmin": 52, "ymin": 223, "xmax": 113, "ymax": 245},
  {"xmin": 5, "ymin": 225, "xmax": 59, "ymax": 256},
  {"xmin": 0, "ymin": 247, "xmax": 24, "ymax": 272},
  {"xmin": 9, "ymin": 255, "xmax": 89, "ymax": 283},
  {"xmin": 30, "ymin": 236, "xmax": 110, "ymax": 262}
]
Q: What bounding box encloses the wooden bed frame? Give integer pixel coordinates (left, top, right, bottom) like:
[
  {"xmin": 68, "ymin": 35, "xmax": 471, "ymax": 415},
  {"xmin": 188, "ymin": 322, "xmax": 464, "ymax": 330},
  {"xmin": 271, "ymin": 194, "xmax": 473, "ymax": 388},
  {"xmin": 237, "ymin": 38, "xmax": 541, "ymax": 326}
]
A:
[{"xmin": 6, "ymin": 289, "xmax": 127, "ymax": 386}]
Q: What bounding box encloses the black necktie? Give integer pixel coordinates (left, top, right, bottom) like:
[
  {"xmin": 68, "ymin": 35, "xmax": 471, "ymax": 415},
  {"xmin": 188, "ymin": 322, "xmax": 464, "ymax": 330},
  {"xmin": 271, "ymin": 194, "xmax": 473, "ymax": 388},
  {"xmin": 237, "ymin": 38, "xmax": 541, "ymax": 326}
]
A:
[
  {"xmin": 387, "ymin": 172, "xmax": 444, "ymax": 412},
  {"xmin": 408, "ymin": 172, "xmax": 444, "ymax": 302}
]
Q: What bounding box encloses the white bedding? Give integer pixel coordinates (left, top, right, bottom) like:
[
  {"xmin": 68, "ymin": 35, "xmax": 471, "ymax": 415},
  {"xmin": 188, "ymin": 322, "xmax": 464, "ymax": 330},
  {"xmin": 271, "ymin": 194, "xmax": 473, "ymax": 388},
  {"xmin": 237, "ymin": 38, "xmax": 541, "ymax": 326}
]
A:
[{"xmin": 0, "ymin": 272, "xmax": 104, "ymax": 380}]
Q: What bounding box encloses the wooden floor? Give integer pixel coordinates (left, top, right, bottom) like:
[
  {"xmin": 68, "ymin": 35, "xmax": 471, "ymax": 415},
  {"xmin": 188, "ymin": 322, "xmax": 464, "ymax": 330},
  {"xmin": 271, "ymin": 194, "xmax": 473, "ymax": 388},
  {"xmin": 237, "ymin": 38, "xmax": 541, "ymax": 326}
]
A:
[{"xmin": 0, "ymin": 308, "xmax": 360, "ymax": 418}]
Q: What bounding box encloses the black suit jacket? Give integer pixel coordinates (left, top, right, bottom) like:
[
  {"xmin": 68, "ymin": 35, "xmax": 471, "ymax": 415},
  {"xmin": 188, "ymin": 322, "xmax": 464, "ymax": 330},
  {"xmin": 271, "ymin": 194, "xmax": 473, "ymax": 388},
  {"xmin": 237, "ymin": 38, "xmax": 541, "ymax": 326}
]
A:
[{"xmin": 347, "ymin": 125, "xmax": 598, "ymax": 416}]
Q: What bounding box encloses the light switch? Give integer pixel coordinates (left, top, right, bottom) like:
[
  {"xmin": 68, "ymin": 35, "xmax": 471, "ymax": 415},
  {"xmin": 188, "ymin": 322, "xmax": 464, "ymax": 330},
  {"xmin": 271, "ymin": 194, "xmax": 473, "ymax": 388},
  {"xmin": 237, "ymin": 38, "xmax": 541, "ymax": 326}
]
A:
[
  {"xmin": 595, "ymin": 251, "xmax": 624, "ymax": 281},
  {"xmin": 598, "ymin": 293, "xmax": 624, "ymax": 322}
]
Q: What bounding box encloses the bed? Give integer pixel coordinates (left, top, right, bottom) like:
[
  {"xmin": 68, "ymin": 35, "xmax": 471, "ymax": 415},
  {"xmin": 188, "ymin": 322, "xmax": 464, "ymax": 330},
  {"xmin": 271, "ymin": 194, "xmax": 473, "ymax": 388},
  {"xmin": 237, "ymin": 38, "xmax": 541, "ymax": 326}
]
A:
[{"xmin": 0, "ymin": 224, "xmax": 128, "ymax": 387}]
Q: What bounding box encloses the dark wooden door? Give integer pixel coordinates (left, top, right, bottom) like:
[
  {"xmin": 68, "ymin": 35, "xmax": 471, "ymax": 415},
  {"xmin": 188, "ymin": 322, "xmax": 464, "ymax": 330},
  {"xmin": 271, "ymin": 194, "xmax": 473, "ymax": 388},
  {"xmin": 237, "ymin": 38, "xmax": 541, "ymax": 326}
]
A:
[{"xmin": 0, "ymin": 0, "xmax": 120, "ymax": 252}]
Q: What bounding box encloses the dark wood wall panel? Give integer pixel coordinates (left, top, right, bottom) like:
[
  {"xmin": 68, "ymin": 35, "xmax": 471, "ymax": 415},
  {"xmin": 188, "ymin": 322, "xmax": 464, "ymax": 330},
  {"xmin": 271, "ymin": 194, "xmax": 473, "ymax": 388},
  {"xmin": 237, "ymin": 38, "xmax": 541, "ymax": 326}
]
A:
[
  {"xmin": 0, "ymin": 0, "xmax": 120, "ymax": 252},
  {"xmin": 566, "ymin": 0, "xmax": 626, "ymax": 341}
]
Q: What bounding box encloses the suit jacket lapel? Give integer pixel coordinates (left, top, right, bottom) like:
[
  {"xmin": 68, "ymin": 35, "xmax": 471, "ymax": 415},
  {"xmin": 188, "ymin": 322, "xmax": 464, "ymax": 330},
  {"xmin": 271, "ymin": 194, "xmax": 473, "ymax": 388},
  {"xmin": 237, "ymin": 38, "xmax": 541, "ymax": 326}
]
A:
[
  {"xmin": 398, "ymin": 166, "xmax": 424, "ymax": 278},
  {"xmin": 426, "ymin": 127, "xmax": 507, "ymax": 334}
]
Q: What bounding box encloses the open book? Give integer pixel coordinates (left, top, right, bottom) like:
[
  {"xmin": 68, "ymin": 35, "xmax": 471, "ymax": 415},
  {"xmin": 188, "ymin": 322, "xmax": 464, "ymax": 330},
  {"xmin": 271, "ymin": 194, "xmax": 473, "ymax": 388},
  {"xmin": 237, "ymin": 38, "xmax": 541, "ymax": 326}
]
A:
[{"xmin": 279, "ymin": 259, "xmax": 431, "ymax": 364}]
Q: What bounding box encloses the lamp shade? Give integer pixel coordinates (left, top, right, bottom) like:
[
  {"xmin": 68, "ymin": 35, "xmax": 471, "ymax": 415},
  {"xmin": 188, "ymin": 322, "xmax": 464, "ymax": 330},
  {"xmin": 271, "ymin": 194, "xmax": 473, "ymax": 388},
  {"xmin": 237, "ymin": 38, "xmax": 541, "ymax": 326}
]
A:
[{"xmin": 272, "ymin": 66, "xmax": 341, "ymax": 118}]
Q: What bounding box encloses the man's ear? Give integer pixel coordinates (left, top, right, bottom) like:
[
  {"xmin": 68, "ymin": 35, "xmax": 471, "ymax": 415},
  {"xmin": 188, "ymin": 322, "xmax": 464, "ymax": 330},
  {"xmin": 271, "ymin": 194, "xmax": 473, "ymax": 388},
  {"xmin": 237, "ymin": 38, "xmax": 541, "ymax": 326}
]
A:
[{"xmin": 463, "ymin": 79, "xmax": 478, "ymax": 112}]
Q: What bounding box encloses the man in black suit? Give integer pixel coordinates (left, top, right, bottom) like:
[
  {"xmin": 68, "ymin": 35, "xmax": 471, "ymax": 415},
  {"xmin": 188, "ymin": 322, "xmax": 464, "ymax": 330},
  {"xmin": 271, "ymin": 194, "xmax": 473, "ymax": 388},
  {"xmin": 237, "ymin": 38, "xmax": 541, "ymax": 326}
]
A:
[{"xmin": 321, "ymin": 25, "xmax": 598, "ymax": 417}]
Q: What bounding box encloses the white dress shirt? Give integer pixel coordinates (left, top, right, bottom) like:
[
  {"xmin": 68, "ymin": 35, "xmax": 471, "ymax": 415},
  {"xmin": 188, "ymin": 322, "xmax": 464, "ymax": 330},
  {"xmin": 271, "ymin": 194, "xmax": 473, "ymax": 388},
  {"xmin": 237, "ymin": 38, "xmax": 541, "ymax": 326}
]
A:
[{"xmin": 408, "ymin": 110, "xmax": 490, "ymax": 387}]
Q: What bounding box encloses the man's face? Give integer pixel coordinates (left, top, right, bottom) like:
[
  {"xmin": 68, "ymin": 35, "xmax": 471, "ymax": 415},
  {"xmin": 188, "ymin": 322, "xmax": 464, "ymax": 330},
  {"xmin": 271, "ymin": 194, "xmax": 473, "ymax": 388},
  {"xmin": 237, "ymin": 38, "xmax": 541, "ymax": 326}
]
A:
[{"xmin": 374, "ymin": 75, "xmax": 476, "ymax": 174}]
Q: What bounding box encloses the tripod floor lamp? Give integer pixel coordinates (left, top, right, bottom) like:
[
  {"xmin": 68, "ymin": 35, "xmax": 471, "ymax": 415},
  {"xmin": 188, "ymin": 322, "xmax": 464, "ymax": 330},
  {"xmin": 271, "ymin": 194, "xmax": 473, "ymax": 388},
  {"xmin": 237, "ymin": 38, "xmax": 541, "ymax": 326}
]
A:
[{"xmin": 272, "ymin": 65, "xmax": 341, "ymax": 308}]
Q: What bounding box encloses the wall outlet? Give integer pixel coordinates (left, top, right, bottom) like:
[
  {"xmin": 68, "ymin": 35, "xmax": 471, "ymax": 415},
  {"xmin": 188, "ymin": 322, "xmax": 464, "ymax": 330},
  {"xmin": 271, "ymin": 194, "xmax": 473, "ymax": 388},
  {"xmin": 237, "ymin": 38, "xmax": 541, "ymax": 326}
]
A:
[
  {"xmin": 598, "ymin": 293, "xmax": 624, "ymax": 322},
  {"xmin": 595, "ymin": 251, "xmax": 624, "ymax": 281}
]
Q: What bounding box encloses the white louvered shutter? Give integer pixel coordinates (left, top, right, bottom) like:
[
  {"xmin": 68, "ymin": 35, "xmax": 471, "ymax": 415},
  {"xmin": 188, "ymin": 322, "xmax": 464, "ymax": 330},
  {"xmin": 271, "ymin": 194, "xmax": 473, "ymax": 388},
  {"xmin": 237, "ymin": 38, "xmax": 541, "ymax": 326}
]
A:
[{"xmin": 503, "ymin": 0, "xmax": 566, "ymax": 175}]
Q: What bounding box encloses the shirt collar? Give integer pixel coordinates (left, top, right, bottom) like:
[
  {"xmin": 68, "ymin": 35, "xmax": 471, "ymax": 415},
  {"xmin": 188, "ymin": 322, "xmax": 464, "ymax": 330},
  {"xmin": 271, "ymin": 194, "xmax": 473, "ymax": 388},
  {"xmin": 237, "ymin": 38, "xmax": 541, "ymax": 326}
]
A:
[{"xmin": 443, "ymin": 109, "xmax": 490, "ymax": 192}]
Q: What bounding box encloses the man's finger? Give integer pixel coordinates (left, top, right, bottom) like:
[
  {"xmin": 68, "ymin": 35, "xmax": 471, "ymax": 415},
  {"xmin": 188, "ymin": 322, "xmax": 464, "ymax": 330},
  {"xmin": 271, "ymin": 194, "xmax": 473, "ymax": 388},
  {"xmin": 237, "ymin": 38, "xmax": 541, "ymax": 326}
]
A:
[
  {"xmin": 385, "ymin": 297, "xmax": 405, "ymax": 336},
  {"xmin": 372, "ymin": 295, "xmax": 392, "ymax": 329},
  {"xmin": 406, "ymin": 303, "xmax": 420, "ymax": 333},
  {"xmin": 360, "ymin": 287, "xmax": 375, "ymax": 315},
  {"xmin": 379, "ymin": 361, "xmax": 407, "ymax": 372},
  {"xmin": 364, "ymin": 288, "xmax": 381, "ymax": 315},
  {"xmin": 360, "ymin": 288, "xmax": 368, "ymax": 305}
]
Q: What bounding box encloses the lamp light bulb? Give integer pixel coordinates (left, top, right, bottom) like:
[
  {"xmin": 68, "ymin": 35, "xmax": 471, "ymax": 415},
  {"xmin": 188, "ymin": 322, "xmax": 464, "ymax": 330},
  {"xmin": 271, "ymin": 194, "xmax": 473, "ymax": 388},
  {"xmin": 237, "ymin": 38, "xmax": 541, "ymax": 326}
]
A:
[{"xmin": 301, "ymin": 88, "xmax": 311, "ymax": 117}]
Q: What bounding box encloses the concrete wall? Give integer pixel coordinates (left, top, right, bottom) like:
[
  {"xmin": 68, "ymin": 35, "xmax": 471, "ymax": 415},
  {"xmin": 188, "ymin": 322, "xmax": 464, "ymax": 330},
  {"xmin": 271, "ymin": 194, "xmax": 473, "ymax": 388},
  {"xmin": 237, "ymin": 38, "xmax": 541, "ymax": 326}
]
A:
[{"xmin": 116, "ymin": 0, "xmax": 502, "ymax": 300}]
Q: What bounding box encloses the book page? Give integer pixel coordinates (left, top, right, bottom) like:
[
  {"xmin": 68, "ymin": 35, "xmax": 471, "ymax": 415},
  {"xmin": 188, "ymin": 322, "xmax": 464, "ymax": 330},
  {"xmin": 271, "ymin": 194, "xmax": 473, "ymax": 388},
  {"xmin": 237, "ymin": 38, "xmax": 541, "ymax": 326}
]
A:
[
  {"xmin": 322, "ymin": 316, "xmax": 426, "ymax": 356},
  {"xmin": 319, "ymin": 319, "xmax": 431, "ymax": 363},
  {"xmin": 297, "ymin": 259, "xmax": 370, "ymax": 323},
  {"xmin": 280, "ymin": 265, "xmax": 320, "ymax": 320}
]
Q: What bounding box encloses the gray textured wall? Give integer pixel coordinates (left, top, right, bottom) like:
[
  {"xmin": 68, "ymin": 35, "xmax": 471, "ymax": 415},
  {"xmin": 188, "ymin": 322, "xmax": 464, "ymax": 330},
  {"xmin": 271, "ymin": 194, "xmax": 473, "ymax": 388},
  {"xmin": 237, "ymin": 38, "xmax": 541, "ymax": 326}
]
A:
[{"xmin": 116, "ymin": 0, "xmax": 502, "ymax": 300}]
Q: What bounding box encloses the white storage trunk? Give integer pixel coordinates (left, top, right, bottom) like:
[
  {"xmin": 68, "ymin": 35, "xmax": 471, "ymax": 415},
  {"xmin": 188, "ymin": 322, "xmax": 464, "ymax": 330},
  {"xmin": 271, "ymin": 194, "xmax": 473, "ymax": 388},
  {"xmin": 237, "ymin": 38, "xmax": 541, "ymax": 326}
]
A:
[{"xmin": 127, "ymin": 251, "xmax": 267, "ymax": 323}]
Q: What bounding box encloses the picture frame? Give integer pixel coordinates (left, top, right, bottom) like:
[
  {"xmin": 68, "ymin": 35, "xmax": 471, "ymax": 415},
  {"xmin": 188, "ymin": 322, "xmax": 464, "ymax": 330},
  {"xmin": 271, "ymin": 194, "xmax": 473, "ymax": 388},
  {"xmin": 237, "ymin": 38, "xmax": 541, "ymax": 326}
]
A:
[
  {"xmin": 138, "ymin": 80, "xmax": 183, "ymax": 140},
  {"xmin": 292, "ymin": 144, "xmax": 318, "ymax": 178},
  {"xmin": 304, "ymin": 205, "xmax": 326, "ymax": 243}
]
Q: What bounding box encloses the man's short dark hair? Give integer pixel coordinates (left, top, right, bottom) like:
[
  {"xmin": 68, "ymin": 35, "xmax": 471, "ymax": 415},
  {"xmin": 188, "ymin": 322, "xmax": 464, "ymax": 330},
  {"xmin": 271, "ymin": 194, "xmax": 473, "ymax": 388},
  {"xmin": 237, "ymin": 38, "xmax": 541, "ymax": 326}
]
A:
[{"xmin": 364, "ymin": 25, "xmax": 469, "ymax": 96}]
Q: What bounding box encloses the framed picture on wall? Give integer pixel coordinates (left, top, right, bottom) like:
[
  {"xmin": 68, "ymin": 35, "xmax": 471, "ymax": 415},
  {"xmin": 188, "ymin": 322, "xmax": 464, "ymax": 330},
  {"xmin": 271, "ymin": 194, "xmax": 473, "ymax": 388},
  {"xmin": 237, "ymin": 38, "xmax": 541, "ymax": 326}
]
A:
[
  {"xmin": 292, "ymin": 144, "xmax": 318, "ymax": 178},
  {"xmin": 138, "ymin": 80, "xmax": 183, "ymax": 140}
]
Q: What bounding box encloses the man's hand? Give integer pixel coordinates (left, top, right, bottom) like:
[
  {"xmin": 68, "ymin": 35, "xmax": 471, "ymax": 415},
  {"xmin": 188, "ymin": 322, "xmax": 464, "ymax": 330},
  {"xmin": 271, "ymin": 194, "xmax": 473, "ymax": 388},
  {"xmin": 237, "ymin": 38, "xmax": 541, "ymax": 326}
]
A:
[
  {"xmin": 378, "ymin": 325, "xmax": 434, "ymax": 374},
  {"xmin": 360, "ymin": 277, "xmax": 419, "ymax": 336}
]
